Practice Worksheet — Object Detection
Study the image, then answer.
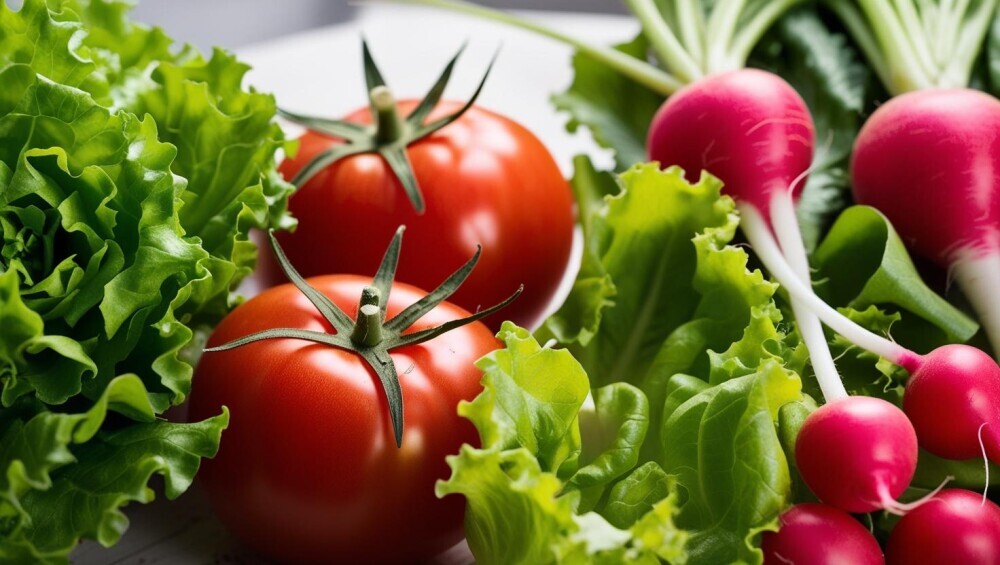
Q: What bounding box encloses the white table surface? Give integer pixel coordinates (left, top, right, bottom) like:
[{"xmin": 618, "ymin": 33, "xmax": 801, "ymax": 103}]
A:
[{"xmin": 71, "ymin": 6, "xmax": 636, "ymax": 565}]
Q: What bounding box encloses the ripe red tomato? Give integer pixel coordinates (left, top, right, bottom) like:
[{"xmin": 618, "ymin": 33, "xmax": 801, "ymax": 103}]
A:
[
  {"xmin": 188, "ymin": 275, "xmax": 496, "ymax": 563},
  {"xmin": 267, "ymin": 100, "xmax": 575, "ymax": 331}
]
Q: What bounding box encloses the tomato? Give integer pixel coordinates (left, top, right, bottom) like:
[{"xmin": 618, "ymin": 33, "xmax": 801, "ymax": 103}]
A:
[
  {"xmin": 188, "ymin": 275, "xmax": 497, "ymax": 563},
  {"xmin": 266, "ymin": 100, "xmax": 575, "ymax": 331}
]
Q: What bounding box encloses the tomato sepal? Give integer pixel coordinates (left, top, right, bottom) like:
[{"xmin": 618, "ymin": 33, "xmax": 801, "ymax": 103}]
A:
[
  {"xmin": 275, "ymin": 40, "xmax": 496, "ymax": 213},
  {"xmin": 204, "ymin": 226, "xmax": 521, "ymax": 447}
]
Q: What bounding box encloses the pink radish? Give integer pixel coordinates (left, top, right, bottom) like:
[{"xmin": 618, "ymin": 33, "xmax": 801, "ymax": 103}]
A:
[
  {"xmin": 645, "ymin": 69, "xmax": 847, "ymax": 406},
  {"xmin": 742, "ymin": 217, "xmax": 1000, "ymax": 464},
  {"xmin": 851, "ymin": 89, "xmax": 1000, "ymax": 359},
  {"xmin": 795, "ymin": 396, "xmax": 917, "ymax": 513},
  {"xmin": 761, "ymin": 503, "xmax": 883, "ymax": 565},
  {"xmin": 885, "ymin": 489, "xmax": 1000, "ymax": 565}
]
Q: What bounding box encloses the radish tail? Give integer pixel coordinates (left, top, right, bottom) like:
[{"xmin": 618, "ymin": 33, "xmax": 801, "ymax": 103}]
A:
[
  {"xmin": 951, "ymin": 250, "xmax": 1000, "ymax": 361},
  {"xmin": 766, "ymin": 195, "xmax": 847, "ymax": 401},
  {"xmin": 739, "ymin": 205, "xmax": 920, "ymax": 370}
]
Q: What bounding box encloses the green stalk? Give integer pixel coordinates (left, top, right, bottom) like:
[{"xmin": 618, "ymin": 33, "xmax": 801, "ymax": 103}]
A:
[
  {"xmin": 675, "ymin": 0, "xmax": 706, "ymax": 70},
  {"xmin": 943, "ymin": 0, "xmax": 1000, "ymax": 87},
  {"xmin": 371, "ymin": 86, "xmax": 407, "ymax": 144},
  {"xmin": 389, "ymin": 0, "xmax": 682, "ymax": 95},
  {"xmin": 624, "ymin": 0, "xmax": 703, "ymax": 83},
  {"xmin": 919, "ymin": 0, "xmax": 944, "ymax": 66},
  {"xmin": 826, "ymin": 1, "xmax": 894, "ymax": 89},
  {"xmin": 705, "ymin": 0, "xmax": 745, "ymax": 72},
  {"xmin": 352, "ymin": 304, "xmax": 385, "ymax": 347},
  {"xmin": 893, "ymin": 0, "xmax": 939, "ymax": 81},
  {"xmin": 857, "ymin": 0, "xmax": 934, "ymax": 92},
  {"xmin": 730, "ymin": 0, "xmax": 803, "ymax": 70}
]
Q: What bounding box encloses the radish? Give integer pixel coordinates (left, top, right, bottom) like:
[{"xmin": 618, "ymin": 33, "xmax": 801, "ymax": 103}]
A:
[
  {"xmin": 827, "ymin": 0, "xmax": 1000, "ymax": 357},
  {"xmin": 761, "ymin": 503, "xmax": 883, "ymax": 565},
  {"xmin": 885, "ymin": 489, "xmax": 1000, "ymax": 565},
  {"xmin": 742, "ymin": 215, "xmax": 1000, "ymax": 465},
  {"xmin": 795, "ymin": 395, "xmax": 918, "ymax": 513},
  {"xmin": 851, "ymin": 89, "xmax": 1000, "ymax": 359}
]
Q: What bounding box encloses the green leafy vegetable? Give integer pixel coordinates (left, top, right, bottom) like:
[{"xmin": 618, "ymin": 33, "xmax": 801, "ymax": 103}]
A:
[
  {"xmin": 0, "ymin": 0, "xmax": 290, "ymax": 559},
  {"xmin": 450, "ymin": 165, "xmax": 807, "ymax": 564},
  {"xmin": 813, "ymin": 205, "xmax": 977, "ymax": 347},
  {"xmin": 552, "ymin": 36, "xmax": 664, "ymax": 171},
  {"xmin": 439, "ymin": 324, "xmax": 688, "ymax": 565}
]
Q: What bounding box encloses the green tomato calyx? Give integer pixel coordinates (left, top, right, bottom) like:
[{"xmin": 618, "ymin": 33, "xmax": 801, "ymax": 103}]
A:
[
  {"xmin": 276, "ymin": 40, "xmax": 497, "ymax": 214},
  {"xmin": 204, "ymin": 226, "xmax": 522, "ymax": 448}
]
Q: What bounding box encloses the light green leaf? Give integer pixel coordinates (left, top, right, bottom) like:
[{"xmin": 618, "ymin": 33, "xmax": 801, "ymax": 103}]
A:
[
  {"xmin": 466, "ymin": 323, "xmax": 589, "ymax": 476},
  {"xmin": 814, "ymin": 205, "xmax": 978, "ymax": 346},
  {"xmin": 662, "ymin": 360, "xmax": 801, "ymax": 564},
  {"xmin": 567, "ymin": 383, "xmax": 649, "ymax": 511}
]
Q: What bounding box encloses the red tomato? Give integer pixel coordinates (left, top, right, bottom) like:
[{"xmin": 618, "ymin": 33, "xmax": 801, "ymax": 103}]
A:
[
  {"xmin": 266, "ymin": 100, "xmax": 575, "ymax": 331},
  {"xmin": 188, "ymin": 275, "xmax": 496, "ymax": 563}
]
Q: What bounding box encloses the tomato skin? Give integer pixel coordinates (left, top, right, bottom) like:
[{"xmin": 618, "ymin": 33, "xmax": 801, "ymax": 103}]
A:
[
  {"xmin": 267, "ymin": 100, "xmax": 575, "ymax": 331},
  {"xmin": 188, "ymin": 275, "xmax": 495, "ymax": 563}
]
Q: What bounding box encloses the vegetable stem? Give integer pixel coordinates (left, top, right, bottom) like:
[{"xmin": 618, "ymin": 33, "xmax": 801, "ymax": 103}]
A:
[
  {"xmin": 893, "ymin": 0, "xmax": 939, "ymax": 81},
  {"xmin": 371, "ymin": 86, "xmax": 407, "ymax": 144},
  {"xmin": 730, "ymin": 0, "xmax": 804, "ymax": 71},
  {"xmin": 856, "ymin": 0, "xmax": 934, "ymax": 92},
  {"xmin": 952, "ymin": 251, "xmax": 1000, "ymax": 361},
  {"xmin": 624, "ymin": 0, "xmax": 703, "ymax": 82},
  {"xmin": 740, "ymin": 205, "xmax": 922, "ymax": 372},
  {"xmin": 705, "ymin": 0, "xmax": 745, "ymax": 73},
  {"xmin": 675, "ymin": 0, "xmax": 706, "ymax": 70},
  {"xmin": 764, "ymin": 195, "xmax": 847, "ymax": 402},
  {"xmin": 385, "ymin": 0, "xmax": 682, "ymax": 95},
  {"xmin": 352, "ymin": 304, "xmax": 385, "ymax": 347}
]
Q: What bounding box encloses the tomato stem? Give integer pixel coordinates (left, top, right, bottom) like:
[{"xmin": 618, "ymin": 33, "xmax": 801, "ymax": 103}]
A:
[
  {"xmin": 352, "ymin": 304, "xmax": 385, "ymax": 347},
  {"xmin": 360, "ymin": 286, "xmax": 382, "ymax": 309},
  {"xmin": 371, "ymin": 86, "xmax": 406, "ymax": 144}
]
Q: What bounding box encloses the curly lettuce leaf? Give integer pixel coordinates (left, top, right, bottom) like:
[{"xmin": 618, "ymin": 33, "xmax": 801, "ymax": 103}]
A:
[
  {"xmin": 1, "ymin": 0, "xmax": 288, "ymax": 559},
  {"xmin": 440, "ymin": 325, "xmax": 688, "ymax": 565}
]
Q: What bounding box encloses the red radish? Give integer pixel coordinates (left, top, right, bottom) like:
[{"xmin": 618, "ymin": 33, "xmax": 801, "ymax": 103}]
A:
[
  {"xmin": 761, "ymin": 503, "xmax": 883, "ymax": 565},
  {"xmin": 885, "ymin": 489, "xmax": 1000, "ymax": 565},
  {"xmin": 904, "ymin": 344, "xmax": 1000, "ymax": 461},
  {"xmin": 795, "ymin": 396, "xmax": 918, "ymax": 513},
  {"xmin": 743, "ymin": 217, "xmax": 1000, "ymax": 464},
  {"xmin": 851, "ymin": 89, "xmax": 1000, "ymax": 358},
  {"xmin": 646, "ymin": 69, "xmax": 814, "ymax": 212}
]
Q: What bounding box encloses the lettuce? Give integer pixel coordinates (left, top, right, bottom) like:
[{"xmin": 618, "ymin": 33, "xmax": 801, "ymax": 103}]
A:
[
  {"xmin": 445, "ymin": 165, "xmax": 806, "ymax": 564},
  {"xmin": 446, "ymin": 162, "xmax": 977, "ymax": 564},
  {"xmin": 0, "ymin": 0, "xmax": 291, "ymax": 560}
]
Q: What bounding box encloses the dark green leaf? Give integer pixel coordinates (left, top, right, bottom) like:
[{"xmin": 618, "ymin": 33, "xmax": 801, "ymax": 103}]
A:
[{"xmin": 551, "ymin": 34, "xmax": 664, "ymax": 171}]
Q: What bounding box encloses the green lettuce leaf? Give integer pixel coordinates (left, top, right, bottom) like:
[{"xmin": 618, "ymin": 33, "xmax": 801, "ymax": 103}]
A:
[
  {"xmin": 440, "ymin": 324, "xmax": 688, "ymax": 565},
  {"xmin": 1, "ymin": 0, "xmax": 288, "ymax": 558},
  {"xmin": 473, "ymin": 164, "xmax": 808, "ymax": 564}
]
